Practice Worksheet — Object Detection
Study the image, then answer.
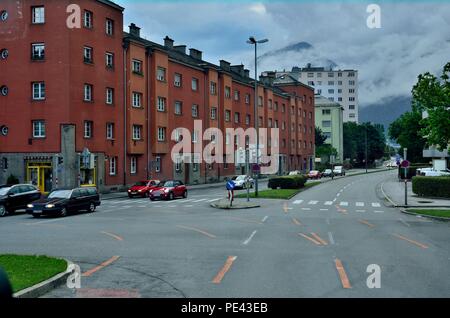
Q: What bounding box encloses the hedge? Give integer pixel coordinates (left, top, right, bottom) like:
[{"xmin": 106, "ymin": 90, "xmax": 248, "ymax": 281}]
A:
[
  {"xmin": 268, "ymin": 175, "xmax": 307, "ymax": 189},
  {"xmin": 412, "ymin": 176, "xmax": 450, "ymax": 198}
]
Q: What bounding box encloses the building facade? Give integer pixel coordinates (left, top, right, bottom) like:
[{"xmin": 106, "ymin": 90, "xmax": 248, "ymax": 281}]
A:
[
  {"xmin": 0, "ymin": 0, "xmax": 315, "ymax": 193},
  {"xmin": 314, "ymin": 95, "xmax": 344, "ymax": 163},
  {"xmin": 271, "ymin": 64, "xmax": 359, "ymax": 123}
]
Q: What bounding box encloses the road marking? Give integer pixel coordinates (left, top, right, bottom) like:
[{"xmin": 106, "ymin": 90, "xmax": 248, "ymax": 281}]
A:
[
  {"xmin": 242, "ymin": 230, "xmax": 257, "ymax": 245},
  {"xmin": 176, "ymin": 225, "xmax": 216, "ymax": 239},
  {"xmin": 226, "ymin": 216, "xmax": 262, "ymax": 225},
  {"xmin": 324, "ymin": 201, "xmax": 333, "ymax": 205},
  {"xmin": 138, "ymin": 205, "xmax": 146, "ymax": 208},
  {"xmin": 356, "ymin": 202, "xmax": 365, "ymax": 207},
  {"xmin": 308, "ymin": 200, "xmax": 318, "ymax": 205},
  {"xmin": 168, "ymin": 205, "xmax": 177, "ymax": 208},
  {"xmin": 398, "ymin": 219, "xmax": 410, "ymax": 227},
  {"xmin": 100, "ymin": 231, "xmax": 123, "ymax": 241},
  {"xmin": 380, "ymin": 181, "xmax": 397, "ymax": 206},
  {"xmin": 310, "ymin": 232, "xmax": 328, "ymax": 245},
  {"xmin": 336, "ymin": 193, "xmax": 341, "ymax": 197},
  {"xmin": 298, "ymin": 233, "xmax": 322, "ymax": 245},
  {"xmin": 320, "ymin": 208, "xmax": 329, "ymax": 211},
  {"xmin": 261, "ymin": 216, "xmax": 269, "ymax": 223},
  {"xmin": 180, "ymin": 199, "xmax": 194, "ymax": 203},
  {"xmin": 292, "ymin": 217, "xmax": 302, "ymax": 226},
  {"xmin": 358, "ymin": 219, "xmax": 375, "ymax": 228},
  {"xmin": 208, "ymin": 198, "xmax": 222, "ymax": 202},
  {"xmin": 356, "ymin": 210, "xmax": 366, "ymax": 213},
  {"xmin": 328, "ymin": 232, "xmax": 335, "ymax": 245},
  {"xmin": 334, "ymin": 259, "xmax": 352, "ymax": 289},
  {"xmin": 82, "ymin": 256, "xmax": 120, "ymax": 277},
  {"xmin": 372, "ymin": 203, "xmax": 381, "ymax": 208},
  {"xmin": 212, "ymin": 256, "xmax": 237, "ymax": 284},
  {"xmin": 326, "ymin": 218, "xmax": 331, "ymax": 225},
  {"xmin": 121, "ymin": 205, "xmax": 132, "ymax": 209},
  {"xmin": 374, "ymin": 210, "xmax": 384, "ymax": 213},
  {"xmin": 293, "ymin": 200, "xmax": 303, "ymax": 205},
  {"xmin": 392, "ymin": 233, "xmax": 429, "ymax": 249},
  {"xmin": 193, "ymin": 199, "xmax": 208, "ymax": 203},
  {"xmin": 301, "ymin": 208, "xmax": 311, "ymax": 211},
  {"xmin": 184, "ymin": 205, "xmax": 193, "ymax": 208},
  {"xmin": 339, "ymin": 202, "xmax": 348, "ymax": 206}
]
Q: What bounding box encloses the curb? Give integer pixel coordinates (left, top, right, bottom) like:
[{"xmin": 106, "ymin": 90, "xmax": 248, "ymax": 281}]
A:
[
  {"xmin": 13, "ymin": 259, "xmax": 73, "ymax": 298},
  {"xmin": 210, "ymin": 202, "xmax": 261, "ymax": 210},
  {"xmin": 400, "ymin": 209, "xmax": 450, "ymax": 222}
]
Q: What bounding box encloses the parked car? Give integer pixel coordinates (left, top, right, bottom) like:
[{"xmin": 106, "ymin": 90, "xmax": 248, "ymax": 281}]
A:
[
  {"xmin": 307, "ymin": 170, "xmax": 322, "ymax": 179},
  {"xmin": 127, "ymin": 180, "xmax": 160, "ymax": 198},
  {"xmin": 322, "ymin": 169, "xmax": 333, "ymax": 177},
  {"xmin": 416, "ymin": 167, "xmax": 435, "ymax": 176},
  {"xmin": 26, "ymin": 187, "xmax": 100, "ymax": 218},
  {"xmin": 333, "ymin": 166, "xmax": 346, "ymax": 176},
  {"xmin": 231, "ymin": 175, "xmax": 255, "ymax": 189},
  {"xmin": 422, "ymin": 170, "xmax": 450, "ymax": 177},
  {"xmin": 149, "ymin": 180, "xmax": 187, "ymax": 201},
  {"xmin": 288, "ymin": 170, "xmax": 302, "ymax": 176},
  {"xmin": 0, "ymin": 184, "xmax": 41, "ymax": 217}
]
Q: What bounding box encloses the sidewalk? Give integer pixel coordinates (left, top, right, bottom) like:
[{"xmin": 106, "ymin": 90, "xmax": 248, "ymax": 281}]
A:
[{"xmin": 381, "ymin": 173, "xmax": 450, "ymax": 208}]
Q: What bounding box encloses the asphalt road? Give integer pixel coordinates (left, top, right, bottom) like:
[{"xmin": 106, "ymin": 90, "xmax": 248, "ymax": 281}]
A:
[{"xmin": 0, "ymin": 170, "xmax": 449, "ymax": 298}]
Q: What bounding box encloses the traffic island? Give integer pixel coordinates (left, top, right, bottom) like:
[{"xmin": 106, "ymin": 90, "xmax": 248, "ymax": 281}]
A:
[
  {"xmin": 401, "ymin": 208, "xmax": 450, "ymax": 221},
  {"xmin": 211, "ymin": 199, "xmax": 261, "ymax": 210},
  {"xmin": 0, "ymin": 254, "xmax": 71, "ymax": 298}
]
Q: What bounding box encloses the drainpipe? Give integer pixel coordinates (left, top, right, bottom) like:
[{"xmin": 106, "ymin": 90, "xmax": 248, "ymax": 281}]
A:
[
  {"xmin": 123, "ymin": 40, "xmax": 129, "ymax": 187},
  {"xmin": 146, "ymin": 47, "xmax": 152, "ymax": 179}
]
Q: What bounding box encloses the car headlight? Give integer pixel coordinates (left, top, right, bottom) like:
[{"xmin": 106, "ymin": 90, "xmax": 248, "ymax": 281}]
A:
[
  {"xmin": 27, "ymin": 204, "xmax": 34, "ymax": 208},
  {"xmin": 138, "ymin": 189, "xmax": 142, "ymax": 192},
  {"xmin": 128, "ymin": 190, "xmax": 131, "ymax": 192},
  {"xmin": 45, "ymin": 204, "xmax": 55, "ymax": 208},
  {"xmin": 164, "ymin": 189, "xmax": 170, "ymax": 193},
  {"xmin": 149, "ymin": 189, "xmax": 153, "ymax": 193}
]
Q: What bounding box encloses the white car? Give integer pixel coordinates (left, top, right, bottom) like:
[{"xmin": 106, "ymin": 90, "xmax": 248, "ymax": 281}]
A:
[
  {"xmin": 288, "ymin": 170, "xmax": 302, "ymax": 176},
  {"xmin": 333, "ymin": 166, "xmax": 345, "ymax": 176},
  {"xmin": 231, "ymin": 175, "xmax": 254, "ymax": 189},
  {"xmin": 416, "ymin": 167, "xmax": 435, "ymax": 176},
  {"xmin": 422, "ymin": 170, "xmax": 450, "ymax": 177}
]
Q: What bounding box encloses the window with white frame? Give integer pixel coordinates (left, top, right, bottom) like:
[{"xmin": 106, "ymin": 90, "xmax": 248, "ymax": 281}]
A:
[
  {"xmin": 155, "ymin": 156, "xmax": 161, "ymax": 172},
  {"xmin": 245, "ymin": 114, "xmax": 250, "ymax": 125},
  {"xmin": 106, "ymin": 19, "xmax": 114, "ymax": 35},
  {"xmin": 245, "ymin": 94, "xmax": 250, "ymax": 104},
  {"xmin": 349, "ymin": 89, "xmax": 355, "ymax": 94},
  {"xmin": 84, "ymin": 84, "xmax": 93, "ymax": 101},
  {"xmin": 192, "ymin": 130, "xmax": 199, "ymax": 143},
  {"xmin": 175, "ymin": 157, "xmax": 182, "ymax": 172},
  {"xmin": 234, "ymin": 90, "xmax": 240, "ymax": 101},
  {"xmin": 268, "ymin": 118, "xmax": 272, "ymax": 128},
  {"xmin": 84, "ymin": 121, "xmax": 93, "ymax": 138},
  {"xmin": 106, "ymin": 88, "xmax": 114, "ymax": 105},
  {"xmin": 274, "ymin": 102, "xmax": 278, "ymax": 111},
  {"xmin": 210, "ymin": 82, "xmax": 217, "ymax": 95},
  {"xmin": 225, "ymin": 110, "xmax": 231, "ymax": 122},
  {"xmin": 349, "ymin": 105, "xmax": 355, "ymax": 110},
  {"xmin": 31, "ymin": 6, "xmax": 45, "ymax": 24},
  {"xmin": 32, "ymin": 120, "xmax": 45, "ymax": 138},
  {"xmin": 157, "ymin": 67, "xmax": 166, "ymax": 81},
  {"xmin": 132, "ymin": 92, "xmax": 142, "ymax": 107},
  {"xmin": 132, "ymin": 125, "xmax": 142, "ymax": 140},
  {"xmin": 106, "ymin": 122, "xmax": 114, "ymax": 140},
  {"xmin": 174, "ymin": 101, "xmax": 182, "ymax": 115},
  {"xmin": 31, "ymin": 43, "xmax": 45, "ymax": 60},
  {"xmin": 157, "ymin": 127, "xmax": 166, "ymax": 141},
  {"xmin": 105, "ymin": 52, "xmax": 114, "ymax": 68},
  {"xmin": 225, "ymin": 86, "xmax": 231, "ymax": 99},
  {"xmin": 192, "ymin": 104, "xmax": 199, "ymax": 118},
  {"xmin": 130, "ymin": 157, "xmax": 137, "ymax": 174},
  {"xmin": 234, "ymin": 112, "xmax": 240, "ymax": 123},
  {"xmin": 174, "ymin": 73, "xmax": 182, "ymax": 87},
  {"xmin": 192, "ymin": 78, "xmax": 198, "ymax": 91},
  {"xmin": 157, "ymin": 97, "xmax": 166, "ymax": 112},
  {"xmin": 84, "ymin": 10, "xmax": 93, "ymax": 28},
  {"xmin": 84, "ymin": 46, "xmax": 93, "ymax": 63},
  {"xmin": 274, "ymin": 120, "xmax": 279, "ymax": 128},
  {"xmin": 349, "ymin": 97, "xmax": 355, "ymax": 101},
  {"xmin": 225, "ymin": 133, "xmax": 231, "ymax": 145},
  {"xmin": 210, "ymin": 107, "xmax": 217, "ymax": 120},
  {"xmin": 132, "ymin": 59, "xmax": 142, "ymax": 74},
  {"xmin": 349, "ymin": 80, "xmax": 355, "ymax": 86},
  {"xmin": 109, "ymin": 157, "xmax": 117, "ymax": 175},
  {"xmin": 258, "ymin": 96, "xmax": 263, "ymax": 107},
  {"xmin": 32, "ymin": 82, "xmax": 45, "ymax": 100}
]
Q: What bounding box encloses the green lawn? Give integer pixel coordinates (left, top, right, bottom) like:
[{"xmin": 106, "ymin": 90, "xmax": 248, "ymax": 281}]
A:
[
  {"xmin": 405, "ymin": 209, "xmax": 450, "ymax": 219},
  {"xmin": 235, "ymin": 182, "xmax": 321, "ymax": 200},
  {"xmin": 0, "ymin": 255, "xmax": 67, "ymax": 293}
]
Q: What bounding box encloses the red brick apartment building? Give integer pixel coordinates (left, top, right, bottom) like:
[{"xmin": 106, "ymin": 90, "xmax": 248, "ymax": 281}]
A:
[{"xmin": 0, "ymin": 0, "xmax": 315, "ymax": 193}]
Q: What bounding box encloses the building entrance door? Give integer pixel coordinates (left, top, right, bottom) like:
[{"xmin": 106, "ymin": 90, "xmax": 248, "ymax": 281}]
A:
[{"xmin": 26, "ymin": 163, "xmax": 53, "ymax": 193}]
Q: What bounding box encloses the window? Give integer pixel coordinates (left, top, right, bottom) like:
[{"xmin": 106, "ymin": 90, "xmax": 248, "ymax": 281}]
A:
[
  {"xmin": 210, "ymin": 107, "xmax": 217, "ymax": 120},
  {"xmin": 308, "ymin": 81, "xmax": 314, "ymax": 86},
  {"xmin": 349, "ymin": 97, "xmax": 356, "ymax": 101},
  {"xmin": 338, "ymin": 72, "xmax": 342, "ymax": 77},
  {"xmin": 317, "ymin": 89, "xmax": 322, "ymax": 95},
  {"xmin": 132, "ymin": 125, "xmax": 142, "ymax": 140},
  {"xmin": 349, "ymin": 113, "xmax": 356, "ymax": 118},
  {"xmin": 258, "ymin": 96, "xmax": 263, "ymax": 107},
  {"xmin": 328, "ymin": 89, "xmax": 335, "ymax": 94},
  {"xmin": 157, "ymin": 97, "xmax": 166, "ymax": 112},
  {"xmin": 192, "ymin": 131, "xmax": 199, "ymax": 143},
  {"xmin": 225, "ymin": 86, "xmax": 231, "ymax": 99},
  {"xmin": 258, "ymin": 116, "xmax": 263, "ymax": 127},
  {"xmin": 317, "ymin": 73, "xmax": 322, "ymax": 78},
  {"xmin": 175, "ymin": 157, "xmax": 182, "ymax": 172},
  {"xmin": 338, "ymin": 97, "xmax": 343, "ymax": 102},
  {"xmin": 281, "ymin": 104, "xmax": 285, "ymax": 113},
  {"xmin": 328, "ymin": 81, "xmax": 334, "ymax": 85},
  {"xmin": 274, "ymin": 102, "xmax": 278, "ymax": 111},
  {"xmin": 245, "ymin": 94, "xmax": 250, "ymax": 104},
  {"xmin": 338, "ymin": 89, "xmax": 342, "ymax": 94},
  {"xmin": 132, "ymin": 60, "xmax": 142, "ymax": 74},
  {"xmin": 32, "ymin": 6, "xmax": 45, "ymax": 24},
  {"xmin": 349, "ymin": 89, "xmax": 355, "ymax": 94},
  {"xmin": 234, "ymin": 90, "xmax": 240, "ymax": 101},
  {"xmin": 225, "ymin": 133, "xmax": 231, "ymax": 145},
  {"xmin": 106, "ymin": 19, "xmax": 114, "ymax": 35},
  {"xmin": 329, "ymin": 97, "xmax": 335, "ymax": 101},
  {"xmin": 155, "ymin": 156, "xmax": 161, "ymax": 173},
  {"xmin": 338, "ymin": 81, "xmax": 343, "ymax": 85},
  {"xmin": 274, "ymin": 120, "xmax": 279, "ymax": 128},
  {"xmin": 174, "ymin": 73, "xmax": 182, "ymax": 87},
  {"xmin": 322, "ymin": 109, "xmax": 331, "ymax": 115},
  {"xmin": 322, "ymin": 120, "xmax": 331, "ymax": 128},
  {"xmin": 83, "ymin": 121, "xmax": 93, "ymax": 138},
  {"xmin": 348, "ymin": 72, "xmax": 355, "ymax": 77},
  {"xmin": 210, "ymin": 82, "xmax": 217, "ymax": 95},
  {"xmin": 324, "ymin": 132, "xmax": 331, "ymax": 140},
  {"xmin": 282, "ymin": 121, "xmax": 286, "ymax": 130},
  {"xmin": 109, "ymin": 157, "xmax": 117, "ymax": 176},
  {"xmin": 245, "ymin": 114, "xmax": 251, "ymax": 125},
  {"xmin": 32, "ymin": 82, "xmax": 45, "ymax": 100},
  {"xmin": 32, "ymin": 120, "xmax": 45, "ymax": 138},
  {"xmin": 225, "ymin": 110, "xmax": 231, "ymax": 122},
  {"xmin": 106, "ymin": 123, "xmax": 114, "ymax": 140},
  {"xmin": 1, "ymin": 10, "xmax": 9, "ymax": 21},
  {"xmin": 106, "ymin": 88, "xmax": 114, "ymax": 105},
  {"xmin": 84, "ymin": 10, "xmax": 93, "ymax": 29},
  {"xmin": 309, "ymin": 112, "xmax": 312, "ymax": 119},
  {"xmin": 234, "ymin": 112, "xmax": 240, "ymax": 124},
  {"xmin": 105, "ymin": 52, "xmax": 114, "ymax": 68},
  {"xmin": 84, "ymin": 84, "xmax": 93, "ymax": 101},
  {"xmin": 349, "ymin": 105, "xmax": 355, "ymax": 110},
  {"xmin": 132, "ymin": 92, "xmax": 142, "ymax": 107},
  {"xmin": 192, "ymin": 104, "xmax": 199, "ymax": 118},
  {"xmin": 192, "ymin": 78, "xmax": 198, "ymax": 91},
  {"xmin": 268, "ymin": 118, "xmax": 272, "ymax": 128},
  {"xmin": 328, "ymin": 72, "xmax": 334, "ymax": 77},
  {"xmin": 157, "ymin": 67, "xmax": 166, "ymax": 81},
  {"xmin": 268, "ymin": 99, "xmax": 272, "ymax": 109},
  {"xmin": 130, "ymin": 157, "xmax": 137, "ymax": 174},
  {"xmin": 349, "ymin": 80, "xmax": 355, "ymax": 86},
  {"xmin": 31, "ymin": 43, "xmax": 45, "ymax": 60},
  {"xmin": 157, "ymin": 127, "xmax": 166, "ymax": 141},
  {"xmin": 84, "ymin": 46, "xmax": 93, "ymax": 63},
  {"xmin": 174, "ymin": 101, "xmax": 182, "ymax": 115},
  {"xmin": 307, "ymin": 73, "xmax": 314, "ymax": 78}
]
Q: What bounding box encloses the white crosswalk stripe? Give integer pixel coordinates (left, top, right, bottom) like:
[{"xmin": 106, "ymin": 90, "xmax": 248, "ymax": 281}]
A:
[
  {"xmin": 293, "ymin": 200, "xmax": 303, "ymax": 205},
  {"xmin": 356, "ymin": 202, "xmax": 365, "ymax": 207},
  {"xmin": 324, "ymin": 201, "xmax": 333, "ymax": 205},
  {"xmin": 372, "ymin": 203, "xmax": 381, "ymax": 207},
  {"xmin": 308, "ymin": 200, "xmax": 319, "ymax": 205},
  {"xmin": 339, "ymin": 202, "xmax": 349, "ymax": 206}
]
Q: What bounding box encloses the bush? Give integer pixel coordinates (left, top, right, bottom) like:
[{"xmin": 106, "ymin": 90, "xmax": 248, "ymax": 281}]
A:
[
  {"xmin": 412, "ymin": 176, "xmax": 450, "ymax": 198},
  {"xmin": 268, "ymin": 175, "xmax": 307, "ymax": 189},
  {"xmin": 6, "ymin": 174, "xmax": 19, "ymax": 185}
]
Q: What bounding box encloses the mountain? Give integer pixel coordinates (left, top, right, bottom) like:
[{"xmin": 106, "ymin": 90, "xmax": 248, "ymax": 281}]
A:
[
  {"xmin": 359, "ymin": 95, "xmax": 412, "ymax": 134},
  {"xmin": 259, "ymin": 41, "xmax": 313, "ymax": 58}
]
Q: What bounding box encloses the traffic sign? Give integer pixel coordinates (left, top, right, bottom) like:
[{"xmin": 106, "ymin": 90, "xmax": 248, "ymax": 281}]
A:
[
  {"xmin": 226, "ymin": 180, "xmax": 236, "ymax": 191},
  {"xmin": 400, "ymin": 160, "xmax": 410, "ymax": 168}
]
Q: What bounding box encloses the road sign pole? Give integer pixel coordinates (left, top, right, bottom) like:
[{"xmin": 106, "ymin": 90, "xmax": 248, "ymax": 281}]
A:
[{"xmin": 404, "ymin": 148, "xmax": 408, "ymax": 206}]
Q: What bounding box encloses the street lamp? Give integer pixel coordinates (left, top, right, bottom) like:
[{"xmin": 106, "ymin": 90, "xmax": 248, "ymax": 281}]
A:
[{"xmin": 247, "ymin": 36, "xmax": 268, "ymax": 197}]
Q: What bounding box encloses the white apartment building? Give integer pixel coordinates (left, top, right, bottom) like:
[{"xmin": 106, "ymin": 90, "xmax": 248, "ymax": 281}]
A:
[{"xmin": 273, "ymin": 64, "xmax": 359, "ymax": 123}]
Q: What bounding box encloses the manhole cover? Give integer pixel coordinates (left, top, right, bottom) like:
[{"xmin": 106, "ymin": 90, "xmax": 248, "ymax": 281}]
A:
[{"xmin": 417, "ymin": 200, "xmax": 433, "ymax": 203}]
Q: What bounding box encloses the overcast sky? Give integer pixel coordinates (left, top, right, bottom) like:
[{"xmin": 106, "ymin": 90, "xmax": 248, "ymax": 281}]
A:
[{"xmin": 116, "ymin": 0, "xmax": 450, "ymax": 107}]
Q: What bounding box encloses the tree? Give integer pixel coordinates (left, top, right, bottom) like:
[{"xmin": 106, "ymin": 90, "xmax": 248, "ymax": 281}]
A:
[
  {"xmin": 388, "ymin": 111, "xmax": 426, "ymax": 163},
  {"xmin": 412, "ymin": 62, "xmax": 450, "ymax": 150},
  {"xmin": 316, "ymin": 144, "xmax": 338, "ymax": 159},
  {"xmin": 315, "ymin": 127, "xmax": 327, "ymax": 147}
]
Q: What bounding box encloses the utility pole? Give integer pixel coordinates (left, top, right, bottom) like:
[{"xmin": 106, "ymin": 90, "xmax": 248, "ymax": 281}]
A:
[
  {"xmin": 404, "ymin": 148, "xmax": 408, "ymax": 206},
  {"xmin": 365, "ymin": 124, "xmax": 368, "ymax": 174}
]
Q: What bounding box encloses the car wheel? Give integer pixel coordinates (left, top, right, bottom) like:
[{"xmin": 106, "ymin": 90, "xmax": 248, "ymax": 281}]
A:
[
  {"xmin": 169, "ymin": 192, "xmax": 174, "ymax": 200},
  {"xmin": 0, "ymin": 205, "xmax": 7, "ymax": 217},
  {"xmin": 183, "ymin": 191, "xmax": 188, "ymax": 199},
  {"xmin": 60, "ymin": 208, "xmax": 67, "ymax": 218},
  {"xmin": 89, "ymin": 202, "xmax": 96, "ymax": 213},
  {"xmin": 150, "ymin": 197, "xmax": 155, "ymax": 201}
]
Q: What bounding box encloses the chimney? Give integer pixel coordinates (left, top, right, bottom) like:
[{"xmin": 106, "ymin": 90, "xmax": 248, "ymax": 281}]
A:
[
  {"xmin": 164, "ymin": 36, "xmax": 174, "ymax": 49},
  {"xmin": 259, "ymin": 71, "xmax": 276, "ymax": 86},
  {"xmin": 129, "ymin": 23, "xmax": 140, "ymax": 37},
  {"xmin": 189, "ymin": 48, "xmax": 202, "ymax": 60},
  {"xmin": 231, "ymin": 64, "xmax": 245, "ymax": 77},
  {"xmin": 244, "ymin": 69, "xmax": 250, "ymax": 78},
  {"xmin": 173, "ymin": 45, "xmax": 186, "ymax": 54},
  {"xmin": 220, "ymin": 60, "xmax": 231, "ymax": 71}
]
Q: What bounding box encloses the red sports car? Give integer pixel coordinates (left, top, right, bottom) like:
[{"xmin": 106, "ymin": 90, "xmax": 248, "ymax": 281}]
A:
[
  {"xmin": 128, "ymin": 180, "xmax": 160, "ymax": 198},
  {"xmin": 307, "ymin": 170, "xmax": 322, "ymax": 179},
  {"xmin": 149, "ymin": 180, "xmax": 187, "ymax": 201}
]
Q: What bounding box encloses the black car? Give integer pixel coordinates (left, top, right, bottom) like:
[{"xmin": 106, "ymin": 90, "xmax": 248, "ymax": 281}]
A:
[
  {"xmin": 0, "ymin": 184, "xmax": 41, "ymax": 217},
  {"xmin": 26, "ymin": 187, "xmax": 100, "ymax": 218}
]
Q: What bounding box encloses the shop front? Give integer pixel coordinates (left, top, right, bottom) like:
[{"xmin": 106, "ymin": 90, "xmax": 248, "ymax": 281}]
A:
[{"xmin": 26, "ymin": 160, "xmax": 53, "ymax": 194}]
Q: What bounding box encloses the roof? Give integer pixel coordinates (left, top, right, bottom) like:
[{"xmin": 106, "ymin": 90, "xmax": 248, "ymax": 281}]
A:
[
  {"xmin": 314, "ymin": 95, "xmax": 344, "ymax": 109},
  {"xmin": 96, "ymin": 0, "xmax": 124, "ymax": 11}
]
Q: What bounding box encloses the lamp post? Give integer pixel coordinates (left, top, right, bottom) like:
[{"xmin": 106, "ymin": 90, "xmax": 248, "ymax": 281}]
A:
[{"xmin": 247, "ymin": 36, "xmax": 268, "ymax": 197}]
